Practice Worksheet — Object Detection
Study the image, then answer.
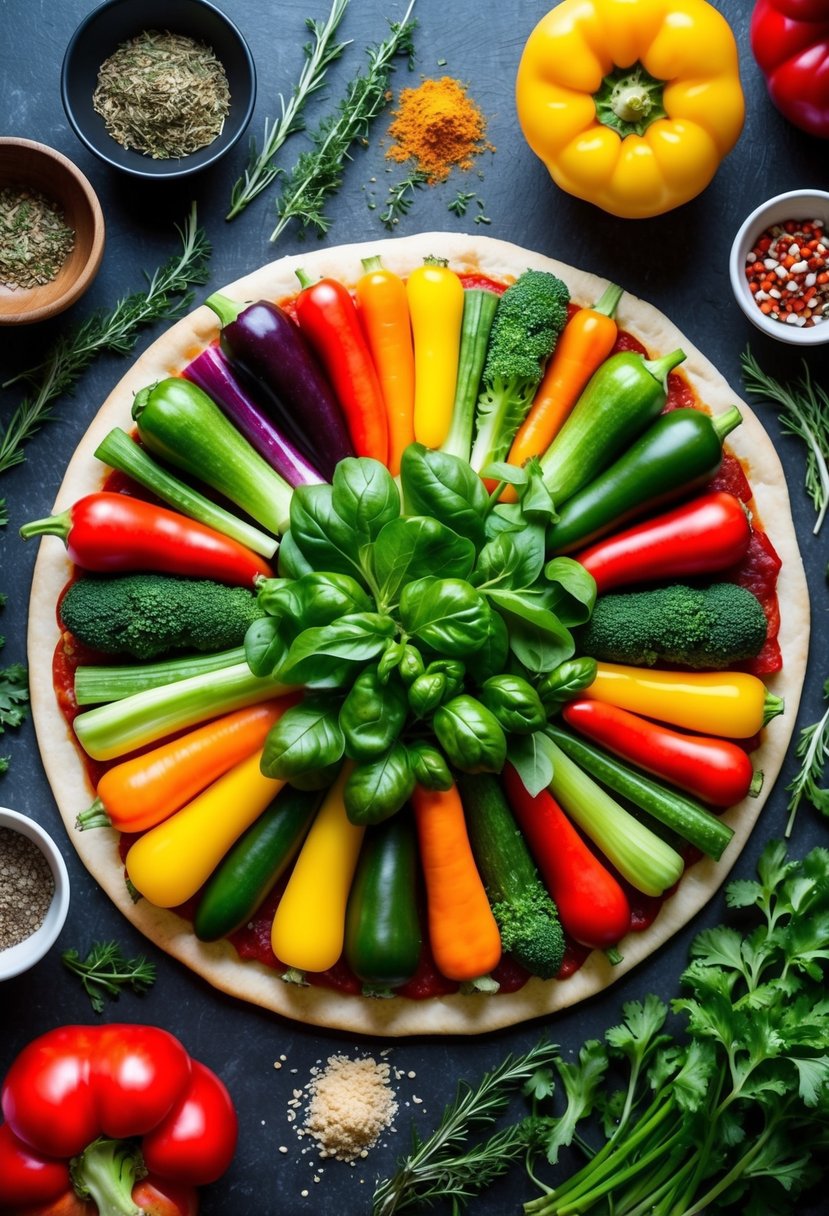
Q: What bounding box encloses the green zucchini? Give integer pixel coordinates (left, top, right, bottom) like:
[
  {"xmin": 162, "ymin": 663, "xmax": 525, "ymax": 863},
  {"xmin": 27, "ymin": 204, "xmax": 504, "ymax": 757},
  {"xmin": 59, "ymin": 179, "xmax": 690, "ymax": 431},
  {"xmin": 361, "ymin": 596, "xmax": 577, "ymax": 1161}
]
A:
[
  {"xmin": 457, "ymin": 773, "xmax": 565, "ymax": 979},
  {"xmin": 344, "ymin": 812, "xmax": 422, "ymax": 992},
  {"xmin": 193, "ymin": 785, "xmax": 321, "ymax": 941}
]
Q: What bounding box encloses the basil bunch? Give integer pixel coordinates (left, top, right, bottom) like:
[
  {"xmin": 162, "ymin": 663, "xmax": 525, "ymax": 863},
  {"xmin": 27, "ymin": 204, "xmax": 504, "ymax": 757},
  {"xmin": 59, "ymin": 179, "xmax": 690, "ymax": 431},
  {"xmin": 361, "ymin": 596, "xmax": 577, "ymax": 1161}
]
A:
[{"xmin": 251, "ymin": 445, "xmax": 597, "ymax": 824}]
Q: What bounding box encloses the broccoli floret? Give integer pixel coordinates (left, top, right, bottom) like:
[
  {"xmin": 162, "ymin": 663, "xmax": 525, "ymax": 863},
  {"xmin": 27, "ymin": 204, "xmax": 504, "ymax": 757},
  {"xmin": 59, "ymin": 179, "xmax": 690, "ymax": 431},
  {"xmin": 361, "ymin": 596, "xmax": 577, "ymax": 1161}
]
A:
[
  {"xmin": 579, "ymin": 582, "xmax": 768, "ymax": 669},
  {"xmin": 61, "ymin": 573, "xmax": 264, "ymax": 660},
  {"xmin": 492, "ymin": 886, "xmax": 566, "ymax": 980},
  {"xmin": 469, "ymin": 270, "xmax": 570, "ymax": 474}
]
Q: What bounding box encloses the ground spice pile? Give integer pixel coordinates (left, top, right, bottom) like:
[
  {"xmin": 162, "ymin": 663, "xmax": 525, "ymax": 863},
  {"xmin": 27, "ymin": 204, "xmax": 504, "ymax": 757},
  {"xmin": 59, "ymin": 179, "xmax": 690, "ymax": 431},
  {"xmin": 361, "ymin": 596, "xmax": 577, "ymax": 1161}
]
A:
[
  {"xmin": 0, "ymin": 827, "xmax": 54, "ymax": 950},
  {"xmin": 93, "ymin": 30, "xmax": 230, "ymax": 160},
  {"xmin": 0, "ymin": 186, "xmax": 75, "ymax": 290},
  {"xmin": 385, "ymin": 76, "xmax": 492, "ymax": 183},
  {"xmin": 296, "ymin": 1054, "xmax": 398, "ymax": 1162}
]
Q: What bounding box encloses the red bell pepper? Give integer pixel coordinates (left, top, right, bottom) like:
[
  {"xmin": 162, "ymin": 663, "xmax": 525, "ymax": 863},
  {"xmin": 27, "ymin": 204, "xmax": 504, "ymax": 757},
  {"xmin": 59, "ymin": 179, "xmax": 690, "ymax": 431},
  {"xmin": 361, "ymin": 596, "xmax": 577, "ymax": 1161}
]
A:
[
  {"xmin": 293, "ymin": 270, "xmax": 389, "ymax": 464},
  {"xmin": 750, "ymin": 0, "xmax": 829, "ymax": 138},
  {"xmin": 576, "ymin": 491, "xmax": 751, "ymax": 593},
  {"xmin": 0, "ymin": 1025, "xmax": 237, "ymax": 1215},
  {"xmin": 19, "ymin": 493, "xmax": 272, "ymax": 585},
  {"xmin": 502, "ymin": 763, "xmax": 632, "ymax": 952},
  {"xmin": 562, "ymin": 698, "xmax": 761, "ymax": 807}
]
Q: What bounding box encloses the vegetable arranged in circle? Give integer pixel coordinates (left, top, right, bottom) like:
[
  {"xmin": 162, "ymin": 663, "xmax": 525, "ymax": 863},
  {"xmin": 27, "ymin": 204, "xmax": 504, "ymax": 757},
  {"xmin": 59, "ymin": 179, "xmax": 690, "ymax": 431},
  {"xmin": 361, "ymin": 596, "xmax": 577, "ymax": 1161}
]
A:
[{"xmin": 29, "ymin": 246, "xmax": 791, "ymax": 1020}]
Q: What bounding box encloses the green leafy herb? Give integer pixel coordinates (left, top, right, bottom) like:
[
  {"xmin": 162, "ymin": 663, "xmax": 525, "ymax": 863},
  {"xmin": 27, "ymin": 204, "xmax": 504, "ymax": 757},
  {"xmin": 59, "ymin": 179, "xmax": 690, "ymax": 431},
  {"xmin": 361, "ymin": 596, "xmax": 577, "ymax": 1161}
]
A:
[
  {"xmin": 0, "ymin": 205, "xmax": 210, "ymax": 475},
  {"xmin": 380, "ymin": 169, "xmax": 428, "ymax": 229},
  {"xmin": 0, "ymin": 663, "xmax": 28, "ymax": 732},
  {"xmin": 786, "ymin": 679, "xmax": 829, "ymax": 836},
  {"xmin": 226, "ymin": 0, "xmax": 352, "ymax": 220},
  {"xmin": 741, "ymin": 348, "xmax": 829, "ymax": 533},
  {"xmin": 448, "ymin": 190, "xmax": 476, "ymax": 217},
  {"xmin": 372, "ymin": 1041, "xmax": 560, "ymax": 1216},
  {"xmin": 62, "ymin": 941, "xmax": 157, "ymax": 1013},
  {"xmin": 270, "ymin": 0, "xmax": 417, "ymax": 242}
]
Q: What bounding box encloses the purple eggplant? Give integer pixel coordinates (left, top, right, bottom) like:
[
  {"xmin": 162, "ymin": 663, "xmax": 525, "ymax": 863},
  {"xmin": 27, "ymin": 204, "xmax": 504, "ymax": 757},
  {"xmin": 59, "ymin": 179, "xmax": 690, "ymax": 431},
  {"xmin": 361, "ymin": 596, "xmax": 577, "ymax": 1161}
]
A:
[
  {"xmin": 183, "ymin": 344, "xmax": 324, "ymax": 489},
  {"xmin": 205, "ymin": 292, "xmax": 353, "ymax": 479}
]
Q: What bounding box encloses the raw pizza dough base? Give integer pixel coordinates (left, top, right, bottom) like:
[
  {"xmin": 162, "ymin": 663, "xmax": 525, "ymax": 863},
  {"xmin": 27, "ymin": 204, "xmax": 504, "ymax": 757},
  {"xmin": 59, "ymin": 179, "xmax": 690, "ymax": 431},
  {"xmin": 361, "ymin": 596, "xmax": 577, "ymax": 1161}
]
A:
[{"xmin": 27, "ymin": 233, "xmax": 809, "ymax": 1036}]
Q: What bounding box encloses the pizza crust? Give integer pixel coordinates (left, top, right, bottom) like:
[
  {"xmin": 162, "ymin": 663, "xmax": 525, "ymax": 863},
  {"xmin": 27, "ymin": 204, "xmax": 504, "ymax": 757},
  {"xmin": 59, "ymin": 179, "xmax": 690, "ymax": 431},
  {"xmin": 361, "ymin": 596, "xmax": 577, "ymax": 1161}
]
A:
[{"xmin": 27, "ymin": 233, "xmax": 809, "ymax": 1036}]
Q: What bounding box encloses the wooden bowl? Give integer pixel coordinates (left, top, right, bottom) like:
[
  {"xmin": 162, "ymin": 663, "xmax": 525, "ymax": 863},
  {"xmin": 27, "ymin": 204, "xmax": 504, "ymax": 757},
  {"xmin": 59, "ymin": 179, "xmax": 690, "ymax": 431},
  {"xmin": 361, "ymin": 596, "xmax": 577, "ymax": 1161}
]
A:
[{"xmin": 0, "ymin": 138, "xmax": 105, "ymax": 326}]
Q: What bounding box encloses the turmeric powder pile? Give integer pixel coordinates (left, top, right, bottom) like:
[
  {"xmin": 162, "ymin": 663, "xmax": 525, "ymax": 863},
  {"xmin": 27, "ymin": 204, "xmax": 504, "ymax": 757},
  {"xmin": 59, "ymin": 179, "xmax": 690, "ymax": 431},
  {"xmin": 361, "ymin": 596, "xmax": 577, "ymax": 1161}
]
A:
[{"xmin": 385, "ymin": 76, "xmax": 492, "ymax": 183}]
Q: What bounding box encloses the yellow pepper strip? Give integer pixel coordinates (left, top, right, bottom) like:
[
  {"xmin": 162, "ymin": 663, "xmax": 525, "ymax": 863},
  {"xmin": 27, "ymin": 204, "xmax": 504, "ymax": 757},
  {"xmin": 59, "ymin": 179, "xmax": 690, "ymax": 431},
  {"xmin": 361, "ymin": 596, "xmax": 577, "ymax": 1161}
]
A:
[
  {"xmin": 406, "ymin": 258, "xmax": 465, "ymax": 449},
  {"xmin": 356, "ymin": 256, "xmax": 416, "ymax": 477},
  {"xmin": 270, "ymin": 766, "xmax": 365, "ymax": 973},
  {"xmin": 125, "ymin": 749, "xmax": 283, "ymax": 908},
  {"xmin": 586, "ymin": 662, "xmax": 784, "ymax": 739},
  {"xmin": 515, "ymin": 0, "xmax": 745, "ymax": 219}
]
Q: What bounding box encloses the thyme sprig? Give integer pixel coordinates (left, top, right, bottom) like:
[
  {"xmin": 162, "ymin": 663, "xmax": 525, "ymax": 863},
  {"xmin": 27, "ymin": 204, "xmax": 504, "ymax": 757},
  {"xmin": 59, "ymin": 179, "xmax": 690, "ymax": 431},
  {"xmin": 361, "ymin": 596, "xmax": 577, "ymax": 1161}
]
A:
[
  {"xmin": 0, "ymin": 204, "xmax": 210, "ymax": 475},
  {"xmin": 786, "ymin": 678, "xmax": 829, "ymax": 836},
  {"xmin": 270, "ymin": 0, "xmax": 417, "ymax": 243},
  {"xmin": 380, "ymin": 169, "xmax": 428, "ymax": 229},
  {"xmin": 740, "ymin": 348, "xmax": 829, "ymax": 533},
  {"xmin": 62, "ymin": 940, "xmax": 157, "ymax": 1013},
  {"xmin": 226, "ymin": 0, "xmax": 352, "ymax": 220},
  {"xmin": 372, "ymin": 1041, "xmax": 559, "ymax": 1216}
]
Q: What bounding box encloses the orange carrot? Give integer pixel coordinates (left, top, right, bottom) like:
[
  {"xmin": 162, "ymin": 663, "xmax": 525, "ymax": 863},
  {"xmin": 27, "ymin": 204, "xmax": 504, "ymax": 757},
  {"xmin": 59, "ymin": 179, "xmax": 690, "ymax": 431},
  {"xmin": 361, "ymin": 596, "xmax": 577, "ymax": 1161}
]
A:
[
  {"xmin": 76, "ymin": 699, "xmax": 295, "ymax": 834},
  {"xmin": 411, "ymin": 782, "xmax": 501, "ymax": 983},
  {"xmin": 356, "ymin": 256, "xmax": 415, "ymax": 476},
  {"xmin": 502, "ymin": 283, "xmax": 623, "ymax": 501}
]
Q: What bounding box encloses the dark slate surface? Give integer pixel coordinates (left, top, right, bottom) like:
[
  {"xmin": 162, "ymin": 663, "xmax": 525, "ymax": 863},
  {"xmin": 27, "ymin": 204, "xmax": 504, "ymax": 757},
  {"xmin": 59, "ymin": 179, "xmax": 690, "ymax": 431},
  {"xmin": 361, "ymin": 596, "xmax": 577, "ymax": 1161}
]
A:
[{"xmin": 1, "ymin": 1, "xmax": 827, "ymax": 1212}]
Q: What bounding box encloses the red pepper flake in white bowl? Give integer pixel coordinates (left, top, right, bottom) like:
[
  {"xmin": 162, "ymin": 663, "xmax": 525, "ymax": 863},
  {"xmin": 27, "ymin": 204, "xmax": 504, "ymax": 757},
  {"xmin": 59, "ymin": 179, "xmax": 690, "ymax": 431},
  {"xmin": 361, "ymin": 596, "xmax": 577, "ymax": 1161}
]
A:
[{"xmin": 744, "ymin": 218, "xmax": 829, "ymax": 328}]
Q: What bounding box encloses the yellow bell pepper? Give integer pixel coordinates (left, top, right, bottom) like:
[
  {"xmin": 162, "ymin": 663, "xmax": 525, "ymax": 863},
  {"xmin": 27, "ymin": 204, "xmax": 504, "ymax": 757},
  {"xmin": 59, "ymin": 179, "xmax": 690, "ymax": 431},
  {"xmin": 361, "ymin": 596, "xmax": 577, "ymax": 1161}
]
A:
[
  {"xmin": 125, "ymin": 749, "xmax": 284, "ymax": 907},
  {"xmin": 406, "ymin": 258, "xmax": 465, "ymax": 449},
  {"xmin": 270, "ymin": 765, "xmax": 365, "ymax": 974},
  {"xmin": 515, "ymin": 0, "xmax": 745, "ymax": 219},
  {"xmin": 586, "ymin": 663, "xmax": 784, "ymax": 739}
]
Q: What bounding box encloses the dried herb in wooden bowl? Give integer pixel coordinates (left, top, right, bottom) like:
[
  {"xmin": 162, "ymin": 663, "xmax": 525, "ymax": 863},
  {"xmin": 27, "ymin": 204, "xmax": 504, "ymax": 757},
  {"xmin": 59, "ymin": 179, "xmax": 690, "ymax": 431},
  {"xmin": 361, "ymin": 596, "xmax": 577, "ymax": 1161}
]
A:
[{"xmin": 0, "ymin": 186, "xmax": 75, "ymax": 290}]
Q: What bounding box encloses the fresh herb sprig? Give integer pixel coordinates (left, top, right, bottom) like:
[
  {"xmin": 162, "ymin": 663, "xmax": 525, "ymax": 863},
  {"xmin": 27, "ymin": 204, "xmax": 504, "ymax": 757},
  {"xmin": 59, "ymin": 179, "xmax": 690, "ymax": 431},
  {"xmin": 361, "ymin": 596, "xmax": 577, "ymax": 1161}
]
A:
[
  {"xmin": 269, "ymin": 0, "xmax": 417, "ymax": 243},
  {"xmin": 0, "ymin": 204, "xmax": 210, "ymax": 475},
  {"xmin": 380, "ymin": 169, "xmax": 428, "ymax": 229},
  {"xmin": 226, "ymin": 0, "xmax": 352, "ymax": 220},
  {"xmin": 740, "ymin": 348, "xmax": 829, "ymax": 533},
  {"xmin": 0, "ymin": 662, "xmax": 28, "ymax": 775},
  {"xmin": 448, "ymin": 190, "xmax": 477, "ymax": 217},
  {"xmin": 62, "ymin": 940, "xmax": 157, "ymax": 1013},
  {"xmin": 786, "ymin": 679, "xmax": 829, "ymax": 836},
  {"xmin": 372, "ymin": 1041, "xmax": 560, "ymax": 1216}
]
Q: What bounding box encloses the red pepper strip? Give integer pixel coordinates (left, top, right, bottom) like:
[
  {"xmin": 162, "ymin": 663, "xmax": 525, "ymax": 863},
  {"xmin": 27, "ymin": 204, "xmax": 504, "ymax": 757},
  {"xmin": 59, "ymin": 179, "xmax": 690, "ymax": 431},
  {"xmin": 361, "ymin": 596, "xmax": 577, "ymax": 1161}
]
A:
[
  {"xmin": 502, "ymin": 763, "xmax": 632, "ymax": 951},
  {"xmin": 562, "ymin": 699, "xmax": 760, "ymax": 807},
  {"xmin": 293, "ymin": 270, "xmax": 389, "ymax": 464},
  {"xmin": 19, "ymin": 493, "xmax": 272, "ymax": 585},
  {"xmin": 576, "ymin": 491, "xmax": 751, "ymax": 593}
]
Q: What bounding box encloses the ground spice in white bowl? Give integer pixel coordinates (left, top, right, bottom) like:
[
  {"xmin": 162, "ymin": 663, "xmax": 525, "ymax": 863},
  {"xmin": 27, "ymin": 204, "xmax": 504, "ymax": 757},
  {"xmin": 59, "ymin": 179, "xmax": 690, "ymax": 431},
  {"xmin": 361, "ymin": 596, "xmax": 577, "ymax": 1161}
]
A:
[{"xmin": 0, "ymin": 825, "xmax": 55, "ymax": 950}]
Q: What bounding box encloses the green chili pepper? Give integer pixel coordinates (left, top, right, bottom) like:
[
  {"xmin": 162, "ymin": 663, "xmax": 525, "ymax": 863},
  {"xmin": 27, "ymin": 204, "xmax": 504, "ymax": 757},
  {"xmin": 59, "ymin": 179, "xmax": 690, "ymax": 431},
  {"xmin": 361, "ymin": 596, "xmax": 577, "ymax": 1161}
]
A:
[
  {"xmin": 433, "ymin": 694, "xmax": 507, "ymax": 773},
  {"xmin": 547, "ymin": 406, "xmax": 742, "ymax": 554},
  {"xmin": 480, "ymin": 674, "xmax": 547, "ymax": 734},
  {"xmin": 340, "ymin": 669, "xmax": 408, "ymax": 761}
]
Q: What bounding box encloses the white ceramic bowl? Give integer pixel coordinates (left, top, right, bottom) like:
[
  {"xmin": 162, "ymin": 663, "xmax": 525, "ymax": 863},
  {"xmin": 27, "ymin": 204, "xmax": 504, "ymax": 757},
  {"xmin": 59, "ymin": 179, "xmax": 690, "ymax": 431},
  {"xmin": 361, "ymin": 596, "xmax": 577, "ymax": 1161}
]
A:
[
  {"xmin": 0, "ymin": 807, "xmax": 70, "ymax": 980},
  {"xmin": 729, "ymin": 188, "xmax": 829, "ymax": 347}
]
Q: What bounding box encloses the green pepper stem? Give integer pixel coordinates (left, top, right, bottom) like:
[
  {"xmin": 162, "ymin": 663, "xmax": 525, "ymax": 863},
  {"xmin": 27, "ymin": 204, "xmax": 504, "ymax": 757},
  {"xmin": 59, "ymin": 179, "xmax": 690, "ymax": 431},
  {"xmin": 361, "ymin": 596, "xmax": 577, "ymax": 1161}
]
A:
[
  {"xmin": 131, "ymin": 385, "xmax": 152, "ymax": 421},
  {"xmin": 361, "ymin": 255, "xmax": 384, "ymax": 273},
  {"xmin": 295, "ymin": 268, "xmax": 314, "ymax": 290},
  {"xmin": 762, "ymin": 690, "xmax": 785, "ymax": 726},
  {"xmin": 204, "ymin": 291, "xmax": 244, "ymax": 327},
  {"xmin": 643, "ymin": 349, "xmax": 686, "ymax": 384},
  {"xmin": 591, "ymin": 282, "xmax": 623, "ymax": 318},
  {"xmin": 19, "ymin": 508, "xmax": 71, "ymax": 543},
  {"xmin": 70, "ymin": 1137, "xmax": 144, "ymax": 1216},
  {"xmin": 713, "ymin": 406, "xmax": 743, "ymax": 441},
  {"xmin": 75, "ymin": 798, "xmax": 112, "ymax": 831}
]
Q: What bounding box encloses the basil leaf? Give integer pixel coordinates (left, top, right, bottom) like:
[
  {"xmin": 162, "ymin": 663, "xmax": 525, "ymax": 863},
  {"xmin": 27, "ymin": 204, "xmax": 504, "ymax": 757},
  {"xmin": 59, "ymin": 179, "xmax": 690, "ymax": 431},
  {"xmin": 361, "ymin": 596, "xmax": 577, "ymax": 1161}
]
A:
[
  {"xmin": 473, "ymin": 610, "xmax": 510, "ymax": 683},
  {"xmin": 244, "ymin": 616, "xmax": 289, "ymax": 678},
  {"xmin": 332, "ymin": 457, "xmax": 400, "ymax": 547},
  {"xmin": 433, "ymin": 694, "xmax": 507, "ymax": 773},
  {"xmin": 474, "ymin": 524, "xmax": 545, "ymax": 591},
  {"xmin": 407, "ymin": 741, "xmax": 453, "ymax": 791},
  {"xmin": 289, "ymin": 483, "xmax": 365, "ymax": 583},
  {"xmin": 484, "ymin": 501, "xmax": 525, "ymax": 539},
  {"xmin": 544, "ymin": 556, "xmax": 598, "ymax": 626},
  {"xmin": 399, "ymin": 577, "xmax": 490, "ymax": 657},
  {"xmin": 276, "ymin": 613, "xmax": 395, "ymax": 687},
  {"xmin": 488, "ymin": 588, "xmax": 575, "ymax": 673},
  {"xmin": 480, "ymin": 674, "xmax": 547, "ymax": 734},
  {"xmin": 261, "ymin": 698, "xmax": 344, "ymax": 778},
  {"xmin": 372, "ymin": 515, "xmax": 475, "ymax": 606},
  {"xmin": 481, "ymin": 461, "xmax": 529, "ymax": 487},
  {"xmin": 290, "ymin": 572, "xmax": 374, "ymax": 627},
  {"xmin": 400, "ymin": 443, "xmax": 488, "ymax": 549},
  {"xmin": 277, "ymin": 530, "xmax": 314, "ymax": 579},
  {"xmin": 340, "ymin": 670, "xmax": 408, "ymax": 761},
  {"xmin": 344, "ymin": 743, "xmax": 415, "ymax": 825},
  {"xmin": 521, "ymin": 464, "xmax": 558, "ymax": 522},
  {"xmin": 507, "ymin": 731, "xmax": 557, "ymax": 798},
  {"xmin": 537, "ymin": 657, "xmax": 598, "ymax": 709},
  {"xmin": 377, "ymin": 639, "xmax": 406, "ymax": 684}
]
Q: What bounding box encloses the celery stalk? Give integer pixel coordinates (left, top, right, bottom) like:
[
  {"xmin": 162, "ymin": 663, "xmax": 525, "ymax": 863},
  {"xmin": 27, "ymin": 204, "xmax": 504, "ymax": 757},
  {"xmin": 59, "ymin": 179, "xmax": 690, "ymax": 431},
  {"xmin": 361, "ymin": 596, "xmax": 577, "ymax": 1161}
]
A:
[
  {"xmin": 74, "ymin": 647, "xmax": 246, "ymax": 706},
  {"xmin": 73, "ymin": 662, "xmax": 289, "ymax": 761},
  {"xmin": 440, "ymin": 290, "xmax": 499, "ymax": 462}
]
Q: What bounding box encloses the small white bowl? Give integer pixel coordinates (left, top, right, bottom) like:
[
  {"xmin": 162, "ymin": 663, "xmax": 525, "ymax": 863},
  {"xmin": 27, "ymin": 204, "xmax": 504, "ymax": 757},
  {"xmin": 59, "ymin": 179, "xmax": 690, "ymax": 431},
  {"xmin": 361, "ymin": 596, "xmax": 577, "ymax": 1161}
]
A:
[
  {"xmin": 0, "ymin": 807, "xmax": 70, "ymax": 981},
  {"xmin": 729, "ymin": 188, "xmax": 829, "ymax": 347}
]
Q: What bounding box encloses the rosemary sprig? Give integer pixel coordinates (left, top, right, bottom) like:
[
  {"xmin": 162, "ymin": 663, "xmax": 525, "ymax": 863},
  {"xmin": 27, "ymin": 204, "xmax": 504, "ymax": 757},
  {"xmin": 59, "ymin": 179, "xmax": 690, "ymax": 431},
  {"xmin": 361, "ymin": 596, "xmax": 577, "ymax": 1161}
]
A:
[
  {"xmin": 226, "ymin": 0, "xmax": 352, "ymax": 220},
  {"xmin": 62, "ymin": 940, "xmax": 157, "ymax": 1013},
  {"xmin": 740, "ymin": 348, "xmax": 829, "ymax": 533},
  {"xmin": 372, "ymin": 1041, "xmax": 559, "ymax": 1216},
  {"xmin": 380, "ymin": 169, "xmax": 428, "ymax": 229},
  {"xmin": 270, "ymin": 0, "xmax": 417, "ymax": 243},
  {"xmin": 0, "ymin": 204, "xmax": 210, "ymax": 475},
  {"xmin": 786, "ymin": 678, "xmax": 829, "ymax": 837},
  {"xmin": 448, "ymin": 190, "xmax": 477, "ymax": 217}
]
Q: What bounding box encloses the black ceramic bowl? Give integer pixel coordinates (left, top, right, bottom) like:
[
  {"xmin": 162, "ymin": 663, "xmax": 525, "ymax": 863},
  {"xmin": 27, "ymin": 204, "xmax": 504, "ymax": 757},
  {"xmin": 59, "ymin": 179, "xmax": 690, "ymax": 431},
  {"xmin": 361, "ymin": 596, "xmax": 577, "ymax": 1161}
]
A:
[{"xmin": 61, "ymin": 0, "xmax": 256, "ymax": 180}]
